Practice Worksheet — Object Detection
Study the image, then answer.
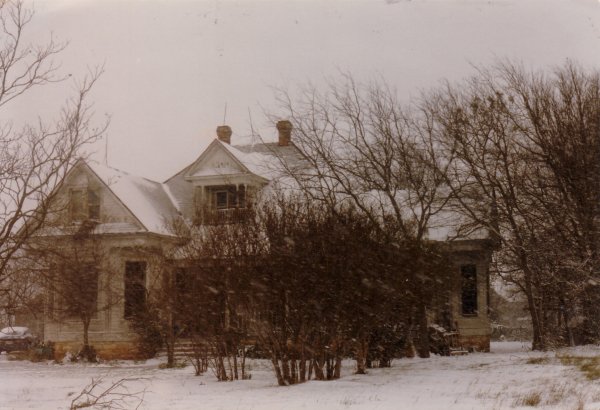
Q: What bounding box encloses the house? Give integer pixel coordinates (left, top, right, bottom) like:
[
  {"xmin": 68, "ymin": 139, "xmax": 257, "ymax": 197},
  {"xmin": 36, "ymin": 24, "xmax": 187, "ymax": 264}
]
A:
[{"xmin": 25, "ymin": 121, "xmax": 494, "ymax": 359}]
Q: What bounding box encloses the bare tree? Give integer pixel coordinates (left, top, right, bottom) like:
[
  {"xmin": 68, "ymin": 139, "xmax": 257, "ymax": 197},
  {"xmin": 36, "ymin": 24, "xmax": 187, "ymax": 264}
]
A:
[
  {"xmin": 272, "ymin": 74, "xmax": 456, "ymax": 358},
  {"xmin": 245, "ymin": 191, "xmax": 447, "ymax": 382},
  {"xmin": 425, "ymin": 60, "xmax": 600, "ymax": 349},
  {"xmin": 0, "ymin": 0, "xmax": 105, "ymax": 314},
  {"xmin": 149, "ymin": 218, "xmax": 255, "ymax": 379},
  {"xmin": 25, "ymin": 221, "xmax": 121, "ymax": 361}
]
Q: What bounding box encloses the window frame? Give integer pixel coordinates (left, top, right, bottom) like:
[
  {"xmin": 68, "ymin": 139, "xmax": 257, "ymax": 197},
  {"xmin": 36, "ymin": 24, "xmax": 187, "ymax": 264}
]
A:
[
  {"xmin": 87, "ymin": 189, "xmax": 100, "ymax": 220},
  {"xmin": 215, "ymin": 190, "xmax": 229, "ymax": 209},
  {"xmin": 461, "ymin": 264, "xmax": 478, "ymax": 316},
  {"xmin": 69, "ymin": 189, "xmax": 87, "ymax": 222},
  {"xmin": 69, "ymin": 187, "xmax": 101, "ymax": 222},
  {"xmin": 124, "ymin": 261, "xmax": 147, "ymax": 320}
]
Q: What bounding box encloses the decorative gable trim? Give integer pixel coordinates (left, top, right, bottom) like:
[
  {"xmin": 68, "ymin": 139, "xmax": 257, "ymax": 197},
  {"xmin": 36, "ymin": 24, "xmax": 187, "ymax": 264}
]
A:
[{"xmin": 183, "ymin": 139, "xmax": 255, "ymax": 182}]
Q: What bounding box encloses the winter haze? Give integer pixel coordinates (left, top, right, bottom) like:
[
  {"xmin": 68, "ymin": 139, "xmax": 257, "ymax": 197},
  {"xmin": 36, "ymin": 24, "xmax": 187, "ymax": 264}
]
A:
[{"xmin": 4, "ymin": 0, "xmax": 600, "ymax": 181}]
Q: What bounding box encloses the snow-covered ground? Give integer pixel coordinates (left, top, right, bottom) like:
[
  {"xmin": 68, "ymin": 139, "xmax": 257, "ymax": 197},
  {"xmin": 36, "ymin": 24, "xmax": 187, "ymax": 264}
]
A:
[{"xmin": 1, "ymin": 342, "xmax": 599, "ymax": 410}]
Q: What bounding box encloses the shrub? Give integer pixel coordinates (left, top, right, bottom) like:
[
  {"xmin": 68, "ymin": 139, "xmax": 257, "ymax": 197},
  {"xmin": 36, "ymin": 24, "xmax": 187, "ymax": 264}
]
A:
[
  {"xmin": 129, "ymin": 304, "xmax": 164, "ymax": 358},
  {"xmin": 77, "ymin": 345, "xmax": 98, "ymax": 363},
  {"xmin": 7, "ymin": 342, "xmax": 54, "ymax": 362},
  {"xmin": 30, "ymin": 341, "xmax": 55, "ymax": 362}
]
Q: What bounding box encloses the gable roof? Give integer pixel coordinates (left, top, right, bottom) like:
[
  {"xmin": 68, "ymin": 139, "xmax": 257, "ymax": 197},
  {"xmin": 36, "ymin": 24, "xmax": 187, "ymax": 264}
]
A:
[
  {"xmin": 86, "ymin": 161, "xmax": 180, "ymax": 236},
  {"xmin": 219, "ymin": 141, "xmax": 280, "ymax": 180},
  {"xmin": 182, "ymin": 139, "xmax": 273, "ymax": 181}
]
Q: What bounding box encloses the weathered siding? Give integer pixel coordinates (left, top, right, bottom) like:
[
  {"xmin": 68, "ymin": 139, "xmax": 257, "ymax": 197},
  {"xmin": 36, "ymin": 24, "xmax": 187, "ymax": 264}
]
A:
[
  {"xmin": 42, "ymin": 235, "xmax": 170, "ymax": 359},
  {"xmin": 48, "ymin": 165, "xmax": 144, "ymax": 229},
  {"xmin": 449, "ymin": 245, "xmax": 493, "ymax": 352}
]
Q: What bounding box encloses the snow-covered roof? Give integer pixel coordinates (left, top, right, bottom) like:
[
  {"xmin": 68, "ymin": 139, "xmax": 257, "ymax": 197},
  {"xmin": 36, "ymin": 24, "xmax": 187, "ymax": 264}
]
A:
[
  {"xmin": 219, "ymin": 141, "xmax": 277, "ymax": 180},
  {"xmin": 0, "ymin": 326, "xmax": 31, "ymax": 336},
  {"xmin": 87, "ymin": 162, "xmax": 180, "ymax": 236},
  {"xmin": 110, "ymin": 137, "xmax": 487, "ymax": 243},
  {"xmin": 234, "ymin": 141, "xmax": 306, "ymax": 175},
  {"xmin": 181, "ymin": 139, "xmax": 304, "ymax": 183}
]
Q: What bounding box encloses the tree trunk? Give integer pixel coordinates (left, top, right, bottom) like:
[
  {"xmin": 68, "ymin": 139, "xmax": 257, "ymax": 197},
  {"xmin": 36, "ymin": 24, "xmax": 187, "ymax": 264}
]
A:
[
  {"xmin": 299, "ymin": 344, "xmax": 306, "ymax": 383},
  {"xmin": 241, "ymin": 347, "xmax": 247, "ymax": 380},
  {"xmin": 166, "ymin": 321, "xmax": 175, "ymax": 368},
  {"xmin": 416, "ymin": 302, "xmax": 430, "ymax": 358},
  {"xmin": 234, "ymin": 352, "xmax": 239, "ymax": 380},
  {"xmin": 271, "ymin": 355, "xmax": 286, "ymax": 386},
  {"xmin": 355, "ymin": 336, "xmax": 369, "ymax": 374},
  {"xmin": 326, "ymin": 356, "xmax": 333, "ymax": 380},
  {"xmin": 561, "ymin": 301, "xmax": 575, "ymax": 347},
  {"xmin": 291, "ymin": 359, "xmax": 297, "ymax": 384},
  {"xmin": 281, "ymin": 356, "xmax": 291, "ymax": 384},
  {"xmin": 313, "ymin": 357, "xmax": 325, "ymax": 380},
  {"xmin": 334, "ymin": 354, "xmax": 342, "ymax": 379},
  {"xmin": 522, "ymin": 265, "xmax": 545, "ymax": 350},
  {"xmin": 81, "ymin": 318, "xmax": 95, "ymax": 362}
]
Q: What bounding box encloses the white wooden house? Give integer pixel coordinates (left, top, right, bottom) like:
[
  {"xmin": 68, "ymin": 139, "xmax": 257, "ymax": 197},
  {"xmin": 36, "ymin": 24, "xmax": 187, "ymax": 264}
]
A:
[{"xmin": 27, "ymin": 121, "xmax": 494, "ymax": 359}]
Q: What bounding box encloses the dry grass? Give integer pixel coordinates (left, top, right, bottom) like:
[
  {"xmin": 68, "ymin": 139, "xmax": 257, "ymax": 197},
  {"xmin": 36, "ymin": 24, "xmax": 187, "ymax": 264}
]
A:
[
  {"xmin": 544, "ymin": 382, "xmax": 577, "ymax": 405},
  {"xmin": 526, "ymin": 357, "xmax": 550, "ymax": 365},
  {"xmin": 516, "ymin": 391, "xmax": 542, "ymax": 407},
  {"xmin": 557, "ymin": 354, "xmax": 600, "ymax": 380}
]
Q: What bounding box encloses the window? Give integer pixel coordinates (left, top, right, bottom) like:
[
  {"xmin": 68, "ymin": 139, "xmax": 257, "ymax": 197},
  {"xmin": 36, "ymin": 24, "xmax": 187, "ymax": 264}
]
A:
[
  {"xmin": 212, "ymin": 187, "xmax": 247, "ymax": 210},
  {"xmin": 124, "ymin": 261, "xmax": 146, "ymax": 319},
  {"xmin": 87, "ymin": 190, "xmax": 100, "ymax": 220},
  {"xmin": 195, "ymin": 186, "xmax": 251, "ymax": 225},
  {"xmin": 70, "ymin": 189, "xmax": 86, "ymax": 221},
  {"xmin": 461, "ymin": 264, "xmax": 478, "ymax": 315},
  {"xmin": 215, "ymin": 191, "xmax": 228, "ymax": 209},
  {"xmin": 70, "ymin": 188, "xmax": 100, "ymax": 221},
  {"xmin": 237, "ymin": 186, "xmax": 246, "ymax": 208}
]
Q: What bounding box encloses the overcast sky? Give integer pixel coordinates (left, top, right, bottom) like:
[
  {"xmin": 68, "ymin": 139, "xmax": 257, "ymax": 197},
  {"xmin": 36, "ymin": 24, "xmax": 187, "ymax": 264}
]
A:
[{"xmin": 6, "ymin": 0, "xmax": 600, "ymax": 181}]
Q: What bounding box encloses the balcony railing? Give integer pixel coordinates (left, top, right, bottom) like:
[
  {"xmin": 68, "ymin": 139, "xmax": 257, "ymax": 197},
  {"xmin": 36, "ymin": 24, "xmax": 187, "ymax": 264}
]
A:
[{"xmin": 199, "ymin": 208, "xmax": 252, "ymax": 225}]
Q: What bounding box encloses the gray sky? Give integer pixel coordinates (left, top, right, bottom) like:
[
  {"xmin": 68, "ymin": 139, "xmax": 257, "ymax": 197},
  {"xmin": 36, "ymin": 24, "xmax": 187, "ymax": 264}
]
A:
[{"xmin": 7, "ymin": 0, "xmax": 600, "ymax": 181}]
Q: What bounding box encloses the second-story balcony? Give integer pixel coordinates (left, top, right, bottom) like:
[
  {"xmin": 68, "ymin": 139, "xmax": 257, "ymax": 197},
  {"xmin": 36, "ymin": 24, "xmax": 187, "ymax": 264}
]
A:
[
  {"xmin": 194, "ymin": 184, "xmax": 256, "ymax": 225},
  {"xmin": 197, "ymin": 207, "xmax": 253, "ymax": 225}
]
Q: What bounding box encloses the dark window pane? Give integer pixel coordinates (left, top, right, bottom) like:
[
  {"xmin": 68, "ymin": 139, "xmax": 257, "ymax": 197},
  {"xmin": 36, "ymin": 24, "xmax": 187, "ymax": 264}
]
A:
[
  {"xmin": 461, "ymin": 264, "xmax": 478, "ymax": 315},
  {"xmin": 216, "ymin": 191, "xmax": 228, "ymax": 209},
  {"xmin": 238, "ymin": 187, "xmax": 246, "ymax": 208},
  {"xmin": 70, "ymin": 189, "xmax": 86, "ymax": 221},
  {"xmin": 124, "ymin": 261, "xmax": 146, "ymax": 319},
  {"xmin": 228, "ymin": 187, "xmax": 238, "ymax": 207},
  {"xmin": 87, "ymin": 190, "xmax": 100, "ymax": 220}
]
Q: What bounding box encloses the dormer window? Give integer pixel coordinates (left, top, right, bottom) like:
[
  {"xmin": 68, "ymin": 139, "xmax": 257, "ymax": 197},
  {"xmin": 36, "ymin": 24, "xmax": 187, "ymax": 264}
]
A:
[
  {"xmin": 213, "ymin": 187, "xmax": 246, "ymax": 210},
  {"xmin": 70, "ymin": 188, "xmax": 100, "ymax": 222},
  {"xmin": 194, "ymin": 185, "xmax": 249, "ymax": 225}
]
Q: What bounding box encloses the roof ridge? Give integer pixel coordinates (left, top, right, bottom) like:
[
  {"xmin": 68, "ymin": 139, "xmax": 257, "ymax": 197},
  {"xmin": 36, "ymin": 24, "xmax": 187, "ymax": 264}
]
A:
[{"xmin": 88, "ymin": 160, "xmax": 163, "ymax": 186}]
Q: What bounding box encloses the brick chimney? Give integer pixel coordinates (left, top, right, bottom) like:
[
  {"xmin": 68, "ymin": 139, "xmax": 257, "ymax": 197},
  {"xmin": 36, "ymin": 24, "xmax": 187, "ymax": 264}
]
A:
[
  {"xmin": 216, "ymin": 125, "xmax": 232, "ymax": 144},
  {"xmin": 276, "ymin": 120, "xmax": 292, "ymax": 146}
]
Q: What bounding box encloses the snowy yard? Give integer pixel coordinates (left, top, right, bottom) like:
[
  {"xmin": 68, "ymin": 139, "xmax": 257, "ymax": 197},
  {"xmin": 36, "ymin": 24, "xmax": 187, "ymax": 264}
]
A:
[{"xmin": 1, "ymin": 342, "xmax": 599, "ymax": 410}]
